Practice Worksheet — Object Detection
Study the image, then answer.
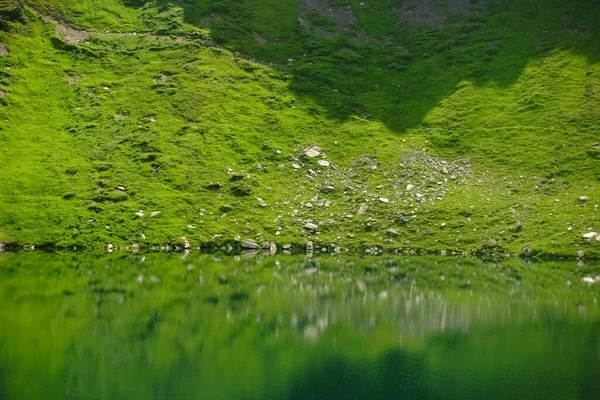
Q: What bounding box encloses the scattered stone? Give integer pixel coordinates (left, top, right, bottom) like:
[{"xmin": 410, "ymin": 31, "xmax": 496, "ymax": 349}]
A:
[
  {"xmin": 304, "ymin": 223, "xmax": 318, "ymax": 232},
  {"xmin": 387, "ymin": 228, "xmax": 399, "ymax": 237},
  {"xmin": 269, "ymin": 242, "xmax": 277, "ymax": 255},
  {"xmin": 117, "ymin": 186, "xmax": 127, "ymax": 192},
  {"xmin": 257, "ymin": 197, "xmax": 267, "ymax": 207},
  {"xmin": 283, "ymin": 244, "xmax": 292, "ymax": 250},
  {"xmin": 242, "ymin": 239, "xmax": 260, "ymax": 249},
  {"xmin": 406, "ymin": 184, "xmax": 415, "ymax": 191},
  {"xmin": 379, "ymin": 197, "xmax": 389, "ymax": 203},
  {"xmin": 440, "ymin": 223, "xmax": 447, "ymax": 228},
  {"xmin": 320, "ymin": 186, "xmax": 336, "ymax": 193},
  {"xmin": 206, "ymin": 183, "xmax": 221, "ymax": 190},
  {"xmin": 257, "ymin": 163, "xmax": 268, "ymax": 173},
  {"xmin": 135, "ymin": 210, "xmax": 144, "ymax": 217},
  {"xmin": 583, "ymin": 232, "xmax": 598, "ymax": 239},
  {"xmin": 522, "ymin": 245, "xmax": 532, "ymax": 255},
  {"xmin": 423, "ymin": 229, "xmax": 432, "ymax": 236},
  {"xmin": 136, "ymin": 274, "xmax": 144, "ymax": 284},
  {"xmin": 151, "ymin": 211, "xmax": 161, "ymax": 217},
  {"xmin": 304, "ymin": 146, "xmax": 321, "ymax": 158},
  {"xmin": 579, "ymin": 196, "xmax": 589, "ymax": 202},
  {"xmin": 334, "ymin": 246, "xmax": 342, "ymax": 254},
  {"xmin": 318, "ymin": 160, "xmax": 330, "ymax": 167},
  {"xmin": 306, "ymin": 241, "xmax": 314, "ymax": 252},
  {"xmin": 578, "ymin": 250, "xmax": 585, "ymax": 259},
  {"xmin": 357, "ymin": 205, "xmax": 368, "ymax": 215},
  {"xmin": 230, "ymin": 175, "xmax": 245, "ymax": 182},
  {"xmin": 292, "ymin": 163, "xmax": 302, "ymax": 169},
  {"xmin": 441, "ymin": 167, "xmax": 449, "ymax": 174},
  {"xmin": 107, "ymin": 244, "xmax": 113, "ymax": 252},
  {"xmin": 180, "ymin": 237, "xmax": 191, "ymax": 249}
]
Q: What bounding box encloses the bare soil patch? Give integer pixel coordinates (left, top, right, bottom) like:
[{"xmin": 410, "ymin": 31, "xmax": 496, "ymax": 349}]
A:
[{"xmin": 393, "ymin": 0, "xmax": 486, "ymax": 28}]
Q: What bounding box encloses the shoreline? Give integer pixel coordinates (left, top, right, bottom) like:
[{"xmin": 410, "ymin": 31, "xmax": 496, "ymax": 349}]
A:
[{"xmin": 0, "ymin": 240, "xmax": 590, "ymax": 261}]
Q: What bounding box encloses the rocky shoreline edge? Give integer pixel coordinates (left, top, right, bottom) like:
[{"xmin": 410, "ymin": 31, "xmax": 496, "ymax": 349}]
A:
[{"xmin": 0, "ymin": 240, "xmax": 594, "ymax": 262}]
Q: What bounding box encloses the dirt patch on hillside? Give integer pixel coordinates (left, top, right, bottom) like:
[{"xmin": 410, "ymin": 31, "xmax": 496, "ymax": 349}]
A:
[
  {"xmin": 393, "ymin": 0, "xmax": 486, "ymax": 28},
  {"xmin": 298, "ymin": 0, "xmax": 359, "ymax": 35},
  {"xmin": 38, "ymin": 13, "xmax": 91, "ymax": 43}
]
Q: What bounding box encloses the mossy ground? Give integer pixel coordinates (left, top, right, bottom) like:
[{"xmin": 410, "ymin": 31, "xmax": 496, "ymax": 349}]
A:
[{"xmin": 0, "ymin": 0, "xmax": 600, "ymax": 258}]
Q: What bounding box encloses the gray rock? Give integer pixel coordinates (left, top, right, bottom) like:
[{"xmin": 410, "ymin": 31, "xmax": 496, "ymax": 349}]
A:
[
  {"xmin": 578, "ymin": 249, "xmax": 585, "ymax": 259},
  {"xmin": 306, "ymin": 241, "xmax": 314, "ymax": 252},
  {"xmin": 304, "ymin": 147, "xmax": 321, "ymax": 158},
  {"xmin": 206, "ymin": 183, "xmax": 221, "ymax": 190},
  {"xmin": 379, "ymin": 197, "xmax": 389, "ymax": 203},
  {"xmin": 242, "ymin": 239, "xmax": 260, "ymax": 249},
  {"xmin": 579, "ymin": 196, "xmax": 589, "ymax": 202},
  {"xmin": 387, "ymin": 228, "xmax": 399, "ymax": 237},
  {"xmin": 357, "ymin": 204, "xmax": 368, "ymax": 215},
  {"xmin": 318, "ymin": 160, "xmax": 330, "ymax": 167},
  {"xmin": 292, "ymin": 163, "xmax": 302, "ymax": 169},
  {"xmin": 257, "ymin": 164, "xmax": 268, "ymax": 173},
  {"xmin": 117, "ymin": 186, "xmax": 127, "ymax": 192},
  {"xmin": 406, "ymin": 184, "xmax": 415, "ymax": 191},
  {"xmin": 283, "ymin": 243, "xmax": 292, "ymax": 250},
  {"xmin": 304, "ymin": 223, "xmax": 318, "ymax": 232},
  {"xmin": 257, "ymin": 197, "xmax": 267, "ymax": 207},
  {"xmin": 269, "ymin": 242, "xmax": 277, "ymax": 255},
  {"xmin": 320, "ymin": 186, "xmax": 336, "ymax": 193}
]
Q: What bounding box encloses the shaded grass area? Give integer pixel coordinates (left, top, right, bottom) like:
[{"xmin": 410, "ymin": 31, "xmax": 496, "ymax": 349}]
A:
[{"xmin": 0, "ymin": 1, "xmax": 599, "ymax": 257}]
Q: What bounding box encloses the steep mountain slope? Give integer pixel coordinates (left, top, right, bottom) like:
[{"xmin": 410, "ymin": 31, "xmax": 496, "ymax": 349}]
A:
[{"xmin": 0, "ymin": 0, "xmax": 599, "ymax": 257}]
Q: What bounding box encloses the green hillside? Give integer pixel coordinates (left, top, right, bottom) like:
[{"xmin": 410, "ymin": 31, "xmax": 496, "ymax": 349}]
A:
[{"xmin": 0, "ymin": 0, "xmax": 599, "ymax": 257}]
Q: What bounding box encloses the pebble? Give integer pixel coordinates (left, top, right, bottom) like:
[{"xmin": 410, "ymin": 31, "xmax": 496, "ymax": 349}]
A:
[
  {"xmin": 406, "ymin": 184, "xmax": 415, "ymax": 191},
  {"xmin": 258, "ymin": 197, "xmax": 267, "ymax": 207},
  {"xmin": 151, "ymin": 211, "xmax": 161, "ymax": 217},
  {"xmin": 320, "ymin": 186, "xmax": 336, "ymax": 193},
  {"xmin": 242, "ymin": 239, "xmax": 260, "ymax": 249},
  {"xmin": 135, "ymin": 210, "xmax": 144, "ymax": 217},
  {"xmin": 579, "ymin": 196, "xmax": 589, "ymax": 202},
  {"xmin": 387, "ymin": 228, "xmax": 399, "ymax": 237},
  {"xmin": 306, "ymin": 241, "xmax": 314, "ymax": 252},
  {"xmin": 292, "ymin": 163, "xmax": 302, "ymax": 169},
  {"xmin": 318, "ymin": 160, "xmax": 330, "ymax": 167},
  {"xmin": 379, "ymin": 197, "xmax": 389, "ymax": 203},
  {"xmin": 304, "ymin": 223, "xmax": 318, "ymax": 232},
  {"xmin": 304, "ymin": 147, "xmax": 321, "ymax": 158},
  {"xmin": 357, "ymin": 205, "xmax": 368, "ymax": 215}
]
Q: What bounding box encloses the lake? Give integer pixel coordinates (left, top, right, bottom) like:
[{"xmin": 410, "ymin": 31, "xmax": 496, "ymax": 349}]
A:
[{"xmin": 0, "ymin": 253, "xmax": 599, "ymax": 399}]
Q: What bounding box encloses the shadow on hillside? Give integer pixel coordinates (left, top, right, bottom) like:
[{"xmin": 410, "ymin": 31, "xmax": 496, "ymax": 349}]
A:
[{"xmin": 124, "ymin": 0, "xmax": 600, "ymax": 132}]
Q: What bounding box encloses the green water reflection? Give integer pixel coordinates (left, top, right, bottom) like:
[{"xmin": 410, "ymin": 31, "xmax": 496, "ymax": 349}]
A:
[{"xmin": 0, "ymin": 253, "xmax": 599, "ymax": 399}]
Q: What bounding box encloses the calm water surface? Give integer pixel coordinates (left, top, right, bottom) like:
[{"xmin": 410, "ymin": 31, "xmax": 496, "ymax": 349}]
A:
[{"xmin": 0, "ymin": 253, "xmax": 599, "ymax": 399}]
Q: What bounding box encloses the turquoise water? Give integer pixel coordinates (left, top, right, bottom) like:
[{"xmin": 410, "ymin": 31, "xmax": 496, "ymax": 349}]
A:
[{"xmin": 0, "ymin": 253, "xmax": 599, "ymax": 399}]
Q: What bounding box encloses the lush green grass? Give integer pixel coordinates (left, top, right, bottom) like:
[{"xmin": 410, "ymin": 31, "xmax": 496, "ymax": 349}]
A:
[{"xmin": 0, "ymin": 0, "xmax": 599, "ymax": 257}]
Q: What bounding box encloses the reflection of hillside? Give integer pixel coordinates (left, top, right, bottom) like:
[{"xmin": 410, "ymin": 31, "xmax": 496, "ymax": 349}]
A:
[{"xmin": 0, "ymin": 253, "xmax": 599, "ymax": 399}]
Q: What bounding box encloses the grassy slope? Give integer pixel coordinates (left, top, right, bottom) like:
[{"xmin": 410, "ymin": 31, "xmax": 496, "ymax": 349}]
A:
[{"xmin": 0, "ymin": 0, "xmax": 599, "ymax": 257}]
